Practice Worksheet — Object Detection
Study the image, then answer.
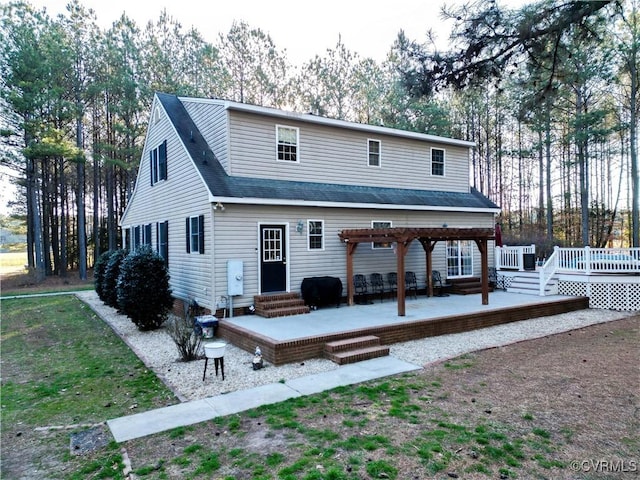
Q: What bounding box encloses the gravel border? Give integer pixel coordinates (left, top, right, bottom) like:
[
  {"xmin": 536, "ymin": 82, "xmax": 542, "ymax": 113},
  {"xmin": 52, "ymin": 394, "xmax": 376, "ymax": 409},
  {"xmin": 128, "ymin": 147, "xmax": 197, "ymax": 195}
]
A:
[{"xmin": 75, "ymin": 290, "xmax": 636, "ymax": 402}]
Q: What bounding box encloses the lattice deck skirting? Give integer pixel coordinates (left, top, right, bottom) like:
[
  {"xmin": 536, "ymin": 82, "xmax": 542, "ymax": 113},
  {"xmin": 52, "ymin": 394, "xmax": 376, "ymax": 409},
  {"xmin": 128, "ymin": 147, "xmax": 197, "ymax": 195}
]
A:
[{"xmin": 559, "ymin": 280, "xmax": 640, "ymax": 311}]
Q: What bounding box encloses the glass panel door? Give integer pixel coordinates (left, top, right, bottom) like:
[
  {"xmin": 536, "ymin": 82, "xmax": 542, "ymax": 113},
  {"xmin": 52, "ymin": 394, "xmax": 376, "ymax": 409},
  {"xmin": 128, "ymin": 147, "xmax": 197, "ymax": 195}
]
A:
[{"xmin": 447, "ymin": 240, "xmax": 473, "ymax": 277}]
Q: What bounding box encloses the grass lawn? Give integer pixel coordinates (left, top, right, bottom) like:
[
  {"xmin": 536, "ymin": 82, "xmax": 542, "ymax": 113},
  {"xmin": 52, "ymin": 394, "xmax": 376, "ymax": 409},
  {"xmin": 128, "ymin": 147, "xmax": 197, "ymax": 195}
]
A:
[
  {"xmin": 1, "ymin": 294, "xmax": 178, "ymax": 479},
  {"xmin": 0, "ymin": 250, "xmax": 27, "ymax": 275},
  {"xmin": 1, "ymin": 291, "xmax": 637, "ymax": 479}
]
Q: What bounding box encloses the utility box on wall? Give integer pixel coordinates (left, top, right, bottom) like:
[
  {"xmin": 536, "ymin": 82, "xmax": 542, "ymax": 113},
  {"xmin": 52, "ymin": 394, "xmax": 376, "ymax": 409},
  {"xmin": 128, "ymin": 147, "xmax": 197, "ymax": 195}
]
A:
[{"xmin": 227, "ymin": 260, "xmax": 243, "ymax": 296}]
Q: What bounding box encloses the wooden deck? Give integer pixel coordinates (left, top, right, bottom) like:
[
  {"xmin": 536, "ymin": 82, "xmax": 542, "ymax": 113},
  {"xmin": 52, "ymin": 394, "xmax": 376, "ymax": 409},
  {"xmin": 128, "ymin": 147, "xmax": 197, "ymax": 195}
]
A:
[{"xmin": 218, "ymin": 295, "xmax": 589, "ymax": 365}]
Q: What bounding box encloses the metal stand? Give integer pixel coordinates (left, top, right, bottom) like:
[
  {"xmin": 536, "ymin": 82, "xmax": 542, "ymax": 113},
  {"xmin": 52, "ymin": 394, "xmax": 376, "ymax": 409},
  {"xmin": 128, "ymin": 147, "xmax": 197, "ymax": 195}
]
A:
[{"xmin": 202, "ymin": 356, "xmax": 225, "ymax": 381}]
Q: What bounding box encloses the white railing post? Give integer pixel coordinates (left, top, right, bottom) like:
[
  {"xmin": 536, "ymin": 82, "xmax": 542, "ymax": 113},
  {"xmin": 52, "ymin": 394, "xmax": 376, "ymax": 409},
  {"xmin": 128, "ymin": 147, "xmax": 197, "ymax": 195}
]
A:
[
  {"xmin": 584, "ymin": 246, "xmax": 591, "ymax": 275},
  {"xmin": 518, "ymin": 246, "xmax": 524, "ymax": 271}
]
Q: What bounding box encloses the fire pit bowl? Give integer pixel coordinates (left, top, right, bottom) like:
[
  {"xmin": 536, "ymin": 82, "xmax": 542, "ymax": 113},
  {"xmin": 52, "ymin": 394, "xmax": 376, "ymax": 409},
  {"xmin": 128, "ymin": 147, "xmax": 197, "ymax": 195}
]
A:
[{"xmin": 204, "ymin": 341, "xmax": 226, "ymax": 359}]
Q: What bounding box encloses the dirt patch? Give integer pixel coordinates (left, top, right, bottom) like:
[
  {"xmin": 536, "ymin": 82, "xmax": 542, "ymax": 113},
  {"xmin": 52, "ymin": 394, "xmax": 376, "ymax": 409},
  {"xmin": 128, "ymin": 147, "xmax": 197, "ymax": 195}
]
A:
[{"xmin": 122, "ymin": 315, "xmax": 639, "ymax": 479}]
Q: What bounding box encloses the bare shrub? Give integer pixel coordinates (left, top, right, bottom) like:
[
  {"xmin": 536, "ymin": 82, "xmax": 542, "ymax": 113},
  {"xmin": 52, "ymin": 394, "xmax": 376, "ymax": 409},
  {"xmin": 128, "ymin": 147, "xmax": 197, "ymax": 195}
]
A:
[{"xmin": 167, "ymin": 314, "xmax": 202, "ymax": 362}]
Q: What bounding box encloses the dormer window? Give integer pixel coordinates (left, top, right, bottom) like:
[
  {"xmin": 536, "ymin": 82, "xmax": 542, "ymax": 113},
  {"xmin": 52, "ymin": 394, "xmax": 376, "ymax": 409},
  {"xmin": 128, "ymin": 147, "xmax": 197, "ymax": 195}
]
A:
[{"xmin": 276, "ymin": 125, "xmax": 299, "ymax": 162}]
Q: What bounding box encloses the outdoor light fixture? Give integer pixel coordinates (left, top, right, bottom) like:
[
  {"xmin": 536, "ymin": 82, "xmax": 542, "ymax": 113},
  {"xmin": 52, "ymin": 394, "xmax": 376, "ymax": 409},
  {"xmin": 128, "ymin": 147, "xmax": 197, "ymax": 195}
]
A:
[
  {"xmin": 214, "ymin": 202, "xmax": 225, "ymax": 211},
  {"xmin": 296, "ymin": 220, "xmax": 304, "ymax": 234}
]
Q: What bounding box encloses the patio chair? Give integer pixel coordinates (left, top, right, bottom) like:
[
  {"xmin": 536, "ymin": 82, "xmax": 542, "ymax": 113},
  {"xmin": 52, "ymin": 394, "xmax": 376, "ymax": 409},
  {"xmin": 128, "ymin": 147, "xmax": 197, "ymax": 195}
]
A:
[
  {"xmin": 405, "ymin": 271, "xmax": 418, "ymax": 299},
  {"xmin": 369, "ymin": 273, "xmax": 385, "ymax": 303},
  {"xmin": 353, "ymin": 274, "xmax": 371, "ymax": 304},
  {"xmin": 387, "ymin": 272, "xmax": 397, "ymax": 299},
  {"xmin": 432, "ymin": 270, "xmax": 452, "ymax": 297}
]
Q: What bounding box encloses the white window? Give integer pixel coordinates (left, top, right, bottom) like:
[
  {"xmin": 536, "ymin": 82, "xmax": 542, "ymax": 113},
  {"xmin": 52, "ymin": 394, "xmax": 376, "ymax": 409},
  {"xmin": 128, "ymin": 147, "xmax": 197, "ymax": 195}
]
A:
[
  {"xmin": 150, "ymin": 140, "xmax": 167, "ymax": 185},
  {"xmin": 157, "ymin": 221, "xmax": 169, "ymax": 265},
  {"xmin": 371, "ymin": 220, "xmax": 392, "ymax": 249},
  {"xmin": 447, "ymin": 240, "xmax": 473, "ymax": 277},
  {"xmin": 308, "ymin": 220, "xmax": 324, "ymax": 250},
  {"xmin": 368, "ymin": 139, "xmax": 381, "ymax": 167},
  {"xmin": 186, "ymin": 215, "xmax": 204, "ymax": 254},
  {"xmin": 431, "ymin": 147, "xmax": 445, "ymax": 176},
  {"xmin": 142, "ymin": 223, "xmax": 152, "ymax": 246},
  {"xmin": 276, "ymin": 125, "xmax": 299, "ymax": 162}
]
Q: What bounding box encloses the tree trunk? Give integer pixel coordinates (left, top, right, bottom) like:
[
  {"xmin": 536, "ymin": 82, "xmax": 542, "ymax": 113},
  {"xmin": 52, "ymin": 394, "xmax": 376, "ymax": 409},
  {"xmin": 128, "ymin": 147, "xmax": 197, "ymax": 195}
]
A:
[
  {"xmin": 27, "ymin": 156, "xmax": 45, "ymax": 281},
  {"xmin": 545, "ymin": 106, "xmax": 553, "ymax": 241},
  {"xmin": 630, "ymin": 53, "xmax": 639, "ymax": 247},
  {"xmin": 76, "ymin": 115, "xmax": 87, "ymax": 279}
]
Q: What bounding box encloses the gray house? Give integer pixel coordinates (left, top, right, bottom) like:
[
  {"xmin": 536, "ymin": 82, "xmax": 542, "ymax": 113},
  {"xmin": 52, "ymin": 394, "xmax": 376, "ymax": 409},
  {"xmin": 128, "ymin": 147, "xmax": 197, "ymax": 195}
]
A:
[{"xmin": 120, "ymin": 92, "xmax": 500, "ymax": 315}]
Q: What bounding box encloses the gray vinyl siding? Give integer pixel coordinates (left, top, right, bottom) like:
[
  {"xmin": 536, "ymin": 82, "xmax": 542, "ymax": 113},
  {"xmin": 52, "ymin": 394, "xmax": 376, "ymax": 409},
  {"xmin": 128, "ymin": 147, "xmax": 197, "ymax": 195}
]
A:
[
  {"xmin": 120, "ymin": 98, "xmax": 216, "ymax": 310},
  {"xmin": 212, "ymin": 204, "xmax": 495, "ymax": 308},
  {"xmin": 182, "ymin": 99, "xmax": 229, "ymax": 171},
  {"xmin": 227, "ymin": 111, "xmax": 470, "ymax": 192}
]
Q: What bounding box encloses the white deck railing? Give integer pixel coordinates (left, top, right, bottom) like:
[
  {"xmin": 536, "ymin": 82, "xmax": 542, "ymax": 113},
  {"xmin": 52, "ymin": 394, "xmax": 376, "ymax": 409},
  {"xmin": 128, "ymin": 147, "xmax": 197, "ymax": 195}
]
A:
[
  {"xmin": 497, "ymin": 245, "xmax": 640, "ymax": 296},
  {"xmin": 539, "ymin": 248, "xmax": 559, "ymax": 296},
  {"xmin": 495, "ymin": 244, "xmax": 536, "ymax": 271},
  {"xmin": 554, "ymin": 246, "xmax": 640, "ymax": 274}
]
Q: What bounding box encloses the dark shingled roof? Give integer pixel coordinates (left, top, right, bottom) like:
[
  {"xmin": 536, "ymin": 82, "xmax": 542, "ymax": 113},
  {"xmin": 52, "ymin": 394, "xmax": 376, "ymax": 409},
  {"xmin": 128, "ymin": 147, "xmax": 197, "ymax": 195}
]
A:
[{"xmin": 156, "ymin": 92, "xmax": 499, "ymax": 210}]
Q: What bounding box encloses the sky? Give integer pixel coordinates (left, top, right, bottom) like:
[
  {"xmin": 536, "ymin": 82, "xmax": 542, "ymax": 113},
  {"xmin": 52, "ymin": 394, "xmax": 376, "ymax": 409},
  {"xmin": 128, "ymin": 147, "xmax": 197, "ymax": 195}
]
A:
[
  {"xmin": 25, "ymin": 0, "xmax": 467, "ymax": 65},
  {"xmin": 1, "ymin": 0, "xmax": 530, "ymax": 215}
]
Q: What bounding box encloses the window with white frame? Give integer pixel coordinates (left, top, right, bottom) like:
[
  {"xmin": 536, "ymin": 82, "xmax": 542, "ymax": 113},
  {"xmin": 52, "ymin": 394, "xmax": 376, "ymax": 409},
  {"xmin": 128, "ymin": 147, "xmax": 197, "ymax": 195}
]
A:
[
  {"xmin": 276, "ymin": 125, "xmax": 298, "ymax": 162},
  {"xmin": 371, "ymin": 220, "xmax": 392, "ymax": 249},
  {"xmin": 157, "ymin": 221, "xmax": 168, "ymax": 265},
  {"xmin": 150, "ymin": 140, "xmax": 167, "ymax": 185},
  {"xmin": 368, "ymin": 139, "xmax": 381, "ymax": 167},
  {"xmin": 186, "ymin": 215, "xmax": 204, "ymax": 254},
  {"xmin": 307, "ymin": 220, "xmax": 324, "ymax": 250},
  {"xmin": 431, "ymin": 147, "xmax": 445, "ymax": 176},
  {"xmin": 142, "ymin": 223, "xmax": 152, "ymax": 246},
  {"xmin": 133, "ymin": 225, "xmax": 141, "ymax": 250}
]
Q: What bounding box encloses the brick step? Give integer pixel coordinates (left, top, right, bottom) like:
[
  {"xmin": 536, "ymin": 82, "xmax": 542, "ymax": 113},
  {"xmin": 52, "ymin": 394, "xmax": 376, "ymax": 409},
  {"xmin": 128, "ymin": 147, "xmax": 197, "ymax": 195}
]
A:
[
  {"xmin": 326, "ymin": 345, "xmax": 390, "ymax": 365},
  {"xmin": 253, "ymin": 293, "xmax": 311, "ymax": 318},
  {"xmin": 254, "ymin": 305, "xmax": 310, "ymax": 318},
  {"xmin": 448, "ymin": 277, "xmax": 494, "ymax": 295},
  {"xmin": 324, "ymin": 335, "xmax": 381, "ymax": 354},
  {"xmin": 254, "ymin": 297, "xmax": 307, "ymax": 311},
  {"xmin": 254, "ymin": 292, "xmax": 301, "ymax": 304}
]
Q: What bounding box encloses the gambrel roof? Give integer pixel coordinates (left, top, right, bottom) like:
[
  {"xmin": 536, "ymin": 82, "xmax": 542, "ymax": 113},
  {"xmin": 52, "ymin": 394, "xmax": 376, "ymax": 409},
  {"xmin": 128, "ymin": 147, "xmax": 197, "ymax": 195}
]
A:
[{"xmin": 156, "ymin": 92, "xmax": 499, "ymax": 212}]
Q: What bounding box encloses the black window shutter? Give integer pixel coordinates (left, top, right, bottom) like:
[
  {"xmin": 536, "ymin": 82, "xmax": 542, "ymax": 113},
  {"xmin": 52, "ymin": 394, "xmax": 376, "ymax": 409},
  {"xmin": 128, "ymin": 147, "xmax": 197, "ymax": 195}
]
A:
[
  {"xmin": 150, "ymin": 151, "xmax": 154, "ymax": 186},
  {"xmin": 145, "ymin": 224, "xmax": 152, "ymax": 245},
  {"xmin": 159, "ymin": 140, "xmax": 167, "ymax": 180},
  {"xmin": 163, "ymin": 221, "xmax": 169, "ymax": 265},
  {"xmin": 198, "ymin": 215, "xmax": 205, "ymax": 254},
  {"xmin": 186, "ymin": 217, "xmax": 191, "ymax": 253}
]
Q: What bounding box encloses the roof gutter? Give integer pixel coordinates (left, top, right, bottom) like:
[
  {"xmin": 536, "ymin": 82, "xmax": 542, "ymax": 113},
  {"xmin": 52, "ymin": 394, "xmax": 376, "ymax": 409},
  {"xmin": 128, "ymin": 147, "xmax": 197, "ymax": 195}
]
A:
[{"xmin": 209, "ymin": 195, "xmax": 500, "ymax": 214}]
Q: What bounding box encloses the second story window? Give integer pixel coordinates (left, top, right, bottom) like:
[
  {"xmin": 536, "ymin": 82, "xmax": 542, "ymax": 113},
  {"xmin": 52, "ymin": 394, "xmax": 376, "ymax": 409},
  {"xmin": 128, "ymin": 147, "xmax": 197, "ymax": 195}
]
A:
[
  {"xmin": 277, "ymin": 125, "xmax": 298, "ymax": 162},
  {"xmin": 431, "ymin": 147, "xmax": 445, "ymax": 176},
  {"xmin": 368, "ymin": 139, "xmax": 381, "ymax": 167},
  {"xmin": 150, "ymin": 140, "xmax": 168, "ymax": 185}
]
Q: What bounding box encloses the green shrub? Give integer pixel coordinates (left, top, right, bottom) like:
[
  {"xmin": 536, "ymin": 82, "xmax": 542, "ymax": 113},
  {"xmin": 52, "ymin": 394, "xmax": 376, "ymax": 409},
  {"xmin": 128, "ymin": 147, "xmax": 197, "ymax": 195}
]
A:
[
  {"xmin": 117, "ymin": 246, "xmax": 173, "ymax": 330},
  {"xmin": 103, "ymin": 249, "xmax": 127, "ymax": 309},
  {"xmin": 93, "ymin": 250, "xmax": 114, "ymax": 302}
]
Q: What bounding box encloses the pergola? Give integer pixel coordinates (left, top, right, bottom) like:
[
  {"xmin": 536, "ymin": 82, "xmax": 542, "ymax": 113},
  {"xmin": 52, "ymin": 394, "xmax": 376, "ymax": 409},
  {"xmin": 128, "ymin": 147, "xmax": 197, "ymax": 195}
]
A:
[{"xmin": 338, "ymin": 227, "xmax": 496, "ymax": 316}]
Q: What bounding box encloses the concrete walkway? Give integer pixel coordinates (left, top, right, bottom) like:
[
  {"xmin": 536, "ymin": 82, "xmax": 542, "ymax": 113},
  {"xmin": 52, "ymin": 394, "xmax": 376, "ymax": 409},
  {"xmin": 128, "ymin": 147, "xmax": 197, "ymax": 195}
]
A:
[{"xmin": 106, "ymin": 356, "xmax": 421, "ymax": 442}]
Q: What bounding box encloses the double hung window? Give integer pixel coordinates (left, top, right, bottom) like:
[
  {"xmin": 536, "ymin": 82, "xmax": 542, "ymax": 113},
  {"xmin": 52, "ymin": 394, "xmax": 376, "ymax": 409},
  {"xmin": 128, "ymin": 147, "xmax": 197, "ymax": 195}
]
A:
[{"xmin": 277, "ymin": 125, "xmax": 298, "ymax": 162}]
